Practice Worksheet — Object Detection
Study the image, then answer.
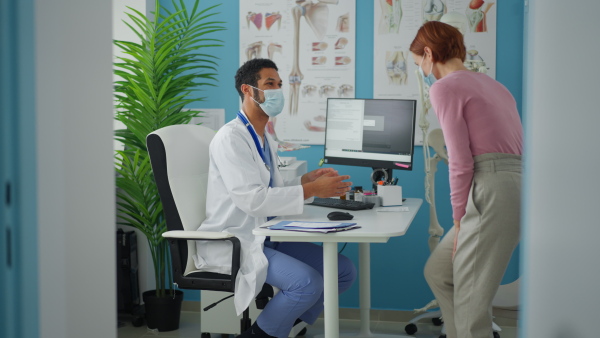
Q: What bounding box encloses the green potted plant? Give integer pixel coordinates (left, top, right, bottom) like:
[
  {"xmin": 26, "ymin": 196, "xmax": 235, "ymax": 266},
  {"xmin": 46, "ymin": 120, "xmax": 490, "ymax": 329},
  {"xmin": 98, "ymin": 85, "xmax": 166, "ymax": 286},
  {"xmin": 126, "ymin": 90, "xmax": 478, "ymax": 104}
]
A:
[{"xmin": 113, "ymin": 0, "xmax": 224, "ymax": 331}]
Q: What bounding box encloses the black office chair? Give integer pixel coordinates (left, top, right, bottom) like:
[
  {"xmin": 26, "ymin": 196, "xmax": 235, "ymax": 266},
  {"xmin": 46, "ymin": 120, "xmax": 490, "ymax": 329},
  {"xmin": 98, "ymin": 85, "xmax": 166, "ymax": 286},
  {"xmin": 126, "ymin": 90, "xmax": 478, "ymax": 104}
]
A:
[{"xmin": 147, "ymin": 125, "xmax": 271, "ymax": 336}]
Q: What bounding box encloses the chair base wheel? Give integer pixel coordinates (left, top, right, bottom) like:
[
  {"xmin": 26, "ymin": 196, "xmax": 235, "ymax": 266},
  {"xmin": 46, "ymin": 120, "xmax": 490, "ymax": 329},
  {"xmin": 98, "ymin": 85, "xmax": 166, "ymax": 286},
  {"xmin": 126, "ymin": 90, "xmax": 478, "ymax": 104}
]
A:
[{"xmin": 405, "ymin": 323, "xmax": 417, "ymax": 335}]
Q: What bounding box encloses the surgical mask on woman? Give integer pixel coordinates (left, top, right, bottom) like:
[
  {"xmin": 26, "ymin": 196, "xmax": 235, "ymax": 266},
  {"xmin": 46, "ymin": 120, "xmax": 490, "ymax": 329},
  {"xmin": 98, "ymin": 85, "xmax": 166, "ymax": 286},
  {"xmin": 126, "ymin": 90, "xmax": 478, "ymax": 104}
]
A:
[
  {"xmin": 248, "ymin": 85, "xmax": 285, "ymax": 117},
  {"xmin": 419, "ymin": 54, "xmax": 437, "ymax": 87}
]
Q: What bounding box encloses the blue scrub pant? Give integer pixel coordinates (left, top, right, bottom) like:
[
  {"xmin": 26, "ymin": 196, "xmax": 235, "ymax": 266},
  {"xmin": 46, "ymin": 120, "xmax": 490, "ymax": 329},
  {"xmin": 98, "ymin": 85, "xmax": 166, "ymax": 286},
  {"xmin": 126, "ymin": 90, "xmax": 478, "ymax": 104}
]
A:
[{"xmin": 258, "ymin": 241, "xmax": 357, "ymax": 338}]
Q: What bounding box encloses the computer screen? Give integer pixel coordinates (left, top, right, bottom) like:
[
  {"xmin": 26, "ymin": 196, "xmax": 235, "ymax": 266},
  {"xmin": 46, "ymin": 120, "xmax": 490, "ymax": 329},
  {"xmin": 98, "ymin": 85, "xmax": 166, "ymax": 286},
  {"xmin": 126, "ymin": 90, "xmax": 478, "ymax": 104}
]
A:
[{"xmin": 323, "ymin": 98, "xmax": 416, "ymax": 171}]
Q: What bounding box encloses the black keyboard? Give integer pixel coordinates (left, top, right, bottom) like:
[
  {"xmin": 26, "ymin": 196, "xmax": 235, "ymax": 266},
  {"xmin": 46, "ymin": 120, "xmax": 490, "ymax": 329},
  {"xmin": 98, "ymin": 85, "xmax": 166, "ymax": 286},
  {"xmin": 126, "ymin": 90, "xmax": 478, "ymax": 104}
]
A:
[{"xmin": 310, "ymin": 198, "xmax": 375, "ymax": 211}]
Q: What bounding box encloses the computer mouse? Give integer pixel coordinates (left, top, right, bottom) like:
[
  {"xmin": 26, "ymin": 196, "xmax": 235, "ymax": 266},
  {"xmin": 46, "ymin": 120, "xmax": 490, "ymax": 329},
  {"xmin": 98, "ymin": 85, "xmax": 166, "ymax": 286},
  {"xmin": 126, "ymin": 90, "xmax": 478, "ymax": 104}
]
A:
[{"xmin": 327, "ymin": 211, "xmax": 354, "ymax": 221}]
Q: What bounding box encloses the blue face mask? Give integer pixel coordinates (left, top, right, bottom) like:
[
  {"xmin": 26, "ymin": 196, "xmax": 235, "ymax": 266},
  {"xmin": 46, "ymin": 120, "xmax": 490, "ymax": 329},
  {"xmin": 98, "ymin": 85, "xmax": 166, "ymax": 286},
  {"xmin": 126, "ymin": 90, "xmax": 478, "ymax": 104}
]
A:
[
  {"xmin": 418, "ymin": 55, "xmax": 437, "ymax": 87},
  {"xmin": 248, "ymin": 85, "xmax": 285, "ymax": 117}
]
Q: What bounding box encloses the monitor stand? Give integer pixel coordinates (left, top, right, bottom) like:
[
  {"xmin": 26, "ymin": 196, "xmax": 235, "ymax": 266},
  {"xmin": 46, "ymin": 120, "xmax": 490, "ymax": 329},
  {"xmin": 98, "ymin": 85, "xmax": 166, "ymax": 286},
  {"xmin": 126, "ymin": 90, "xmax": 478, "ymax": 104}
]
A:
[{"xmin": 371, "ymin": 168, "xmax": 393, "ymax": 190}]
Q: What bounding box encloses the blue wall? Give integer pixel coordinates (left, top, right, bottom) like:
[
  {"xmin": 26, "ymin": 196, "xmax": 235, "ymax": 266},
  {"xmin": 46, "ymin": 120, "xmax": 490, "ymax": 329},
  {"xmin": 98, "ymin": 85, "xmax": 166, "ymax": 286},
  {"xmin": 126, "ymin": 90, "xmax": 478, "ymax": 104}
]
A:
[{"xmin": 163, "ymin": 0, "xmax": 524, "ymax": 310}]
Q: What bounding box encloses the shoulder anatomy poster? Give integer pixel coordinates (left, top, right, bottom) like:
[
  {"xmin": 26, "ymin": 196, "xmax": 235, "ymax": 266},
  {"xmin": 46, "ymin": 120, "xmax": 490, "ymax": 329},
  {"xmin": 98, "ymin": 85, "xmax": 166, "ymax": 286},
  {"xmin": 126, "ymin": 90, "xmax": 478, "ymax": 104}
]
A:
[
  {"xmin": 373, "ymin": 0, "xmax": 496, "ymax": 145},
  {"xmin": 240, "ymin": 0, "xmax": 356, "ymax": 146}
]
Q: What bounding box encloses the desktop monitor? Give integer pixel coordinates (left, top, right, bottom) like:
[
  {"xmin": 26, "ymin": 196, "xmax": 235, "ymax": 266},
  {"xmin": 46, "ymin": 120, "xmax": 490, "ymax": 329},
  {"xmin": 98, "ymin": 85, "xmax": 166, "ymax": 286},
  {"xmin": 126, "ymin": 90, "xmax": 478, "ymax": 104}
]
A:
[{"xmin": 323, "ymin": 98, "xmax": 416, "ymax": 182}]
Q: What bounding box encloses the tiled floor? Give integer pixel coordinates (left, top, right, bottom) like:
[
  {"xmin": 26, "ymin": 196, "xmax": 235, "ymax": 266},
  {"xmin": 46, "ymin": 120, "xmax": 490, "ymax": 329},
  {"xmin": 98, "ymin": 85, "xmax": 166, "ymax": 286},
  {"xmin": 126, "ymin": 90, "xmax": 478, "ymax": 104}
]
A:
[{"xmin": 118, "ymin": 311, "xmax": 518, "ymax": 338}]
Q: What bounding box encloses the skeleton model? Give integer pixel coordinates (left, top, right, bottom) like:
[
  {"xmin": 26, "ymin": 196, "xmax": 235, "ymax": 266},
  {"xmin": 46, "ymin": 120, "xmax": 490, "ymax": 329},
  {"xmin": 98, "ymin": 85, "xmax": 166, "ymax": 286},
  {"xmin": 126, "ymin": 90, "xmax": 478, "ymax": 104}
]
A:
[
  {"xmin": 438, "ymin": 11, "xmax": 469, "ymax": 34},
  {"xmin": 465, "ymin": 49, "xmax": 488, "ymax": 73},
  {"xmin": 289, "ymin": 0, "xmax": 339, "ymax": 116},
  {"xmin": 385, "ymin": 51, "xmax": 408, "ymax": 85},
  {"xmin": 378, "ymin": 0, "xmax": 402, "ymax": 34},
  {"xmin": 423, "ymin": 0, "xmax": 447, "ymax": 23},
  {"xmin": 466, "ymin": 0, "xmax": 495, "ymax": 33}
]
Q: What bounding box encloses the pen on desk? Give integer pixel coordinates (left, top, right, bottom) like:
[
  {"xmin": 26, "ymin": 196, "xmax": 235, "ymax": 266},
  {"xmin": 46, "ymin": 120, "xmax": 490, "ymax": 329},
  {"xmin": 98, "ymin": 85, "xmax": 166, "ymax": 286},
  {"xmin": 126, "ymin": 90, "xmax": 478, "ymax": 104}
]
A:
[{"xmin": 394, "ymin": 162, "xmax": 410, "ymax": 169}]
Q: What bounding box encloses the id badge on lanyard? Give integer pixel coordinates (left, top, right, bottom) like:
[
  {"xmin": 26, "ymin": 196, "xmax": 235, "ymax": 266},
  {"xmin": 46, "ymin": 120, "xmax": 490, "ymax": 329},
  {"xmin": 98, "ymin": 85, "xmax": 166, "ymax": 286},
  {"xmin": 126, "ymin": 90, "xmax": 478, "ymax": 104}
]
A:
[{"xmin": 237, "ymin": 111, "xmax": 270, "ymax": 172}]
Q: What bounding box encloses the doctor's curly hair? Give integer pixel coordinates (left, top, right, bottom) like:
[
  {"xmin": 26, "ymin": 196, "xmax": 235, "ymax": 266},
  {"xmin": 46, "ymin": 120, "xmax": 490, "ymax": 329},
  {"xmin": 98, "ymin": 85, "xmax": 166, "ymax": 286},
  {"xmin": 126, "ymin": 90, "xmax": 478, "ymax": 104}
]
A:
[{"xmin": 235, "ymin": 58, "xmax": 279, "ymax": 102}]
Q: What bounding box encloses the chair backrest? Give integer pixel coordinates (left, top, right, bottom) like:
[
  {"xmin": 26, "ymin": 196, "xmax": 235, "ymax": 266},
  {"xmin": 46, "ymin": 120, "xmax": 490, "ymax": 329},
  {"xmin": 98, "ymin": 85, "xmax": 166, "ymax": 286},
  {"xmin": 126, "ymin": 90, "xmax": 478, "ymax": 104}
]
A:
[{"xmin": 147, "ymin": 124, "xmax": 215, "ymax": 275}]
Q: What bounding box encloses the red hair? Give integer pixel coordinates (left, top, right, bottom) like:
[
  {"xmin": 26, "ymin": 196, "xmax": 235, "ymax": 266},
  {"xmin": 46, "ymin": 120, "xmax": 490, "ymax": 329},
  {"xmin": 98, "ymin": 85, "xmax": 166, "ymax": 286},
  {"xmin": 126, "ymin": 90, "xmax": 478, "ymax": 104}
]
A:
[{"xmin": 409, "ymin": 21, "xmax": 466, "ymax": 63}]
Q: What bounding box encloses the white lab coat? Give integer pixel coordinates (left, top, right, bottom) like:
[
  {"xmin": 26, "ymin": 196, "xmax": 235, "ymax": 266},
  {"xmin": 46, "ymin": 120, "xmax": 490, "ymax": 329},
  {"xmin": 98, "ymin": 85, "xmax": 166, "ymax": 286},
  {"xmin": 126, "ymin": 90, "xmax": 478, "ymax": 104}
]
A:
[{"xmin": 194, "ymin": 110, "xmax": 307, "ymax": 315}]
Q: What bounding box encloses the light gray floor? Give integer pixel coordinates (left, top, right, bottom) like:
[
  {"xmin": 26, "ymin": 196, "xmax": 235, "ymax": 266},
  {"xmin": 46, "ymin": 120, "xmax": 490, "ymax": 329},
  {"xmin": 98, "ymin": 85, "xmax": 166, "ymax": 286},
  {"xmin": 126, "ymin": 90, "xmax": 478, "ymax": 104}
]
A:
[{"xmin": 118, "ymin": 311, "xmax": 518, "ymax": 338}]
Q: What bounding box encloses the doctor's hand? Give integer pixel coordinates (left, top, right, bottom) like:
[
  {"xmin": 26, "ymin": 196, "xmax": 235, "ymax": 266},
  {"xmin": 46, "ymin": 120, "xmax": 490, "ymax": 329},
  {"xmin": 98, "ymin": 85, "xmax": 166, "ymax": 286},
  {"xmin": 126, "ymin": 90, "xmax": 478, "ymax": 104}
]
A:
[
  {"xmin": 301, "ymin": 168, "xmax": 338, "ymax": 185},
  {"xmin": 302, "ymin": 172, "xmax": 352, "ymax": 199}
]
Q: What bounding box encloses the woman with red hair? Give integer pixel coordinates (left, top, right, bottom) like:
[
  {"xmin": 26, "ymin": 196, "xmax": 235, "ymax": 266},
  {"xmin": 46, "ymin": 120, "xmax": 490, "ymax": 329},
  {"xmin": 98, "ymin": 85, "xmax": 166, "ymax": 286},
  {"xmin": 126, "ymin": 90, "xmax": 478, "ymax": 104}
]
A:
[{"xmin": 410, "ymin": 21, "xmax": 523, "ymax": 338}]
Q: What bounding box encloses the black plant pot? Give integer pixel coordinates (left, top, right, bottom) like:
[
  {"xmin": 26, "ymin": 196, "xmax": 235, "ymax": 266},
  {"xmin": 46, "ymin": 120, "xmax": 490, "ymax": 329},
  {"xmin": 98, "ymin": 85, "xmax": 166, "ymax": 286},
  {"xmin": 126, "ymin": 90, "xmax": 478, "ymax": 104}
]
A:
[{"xmin": 142, "ymin": 290, "xmax": 184, "ymax": 332}]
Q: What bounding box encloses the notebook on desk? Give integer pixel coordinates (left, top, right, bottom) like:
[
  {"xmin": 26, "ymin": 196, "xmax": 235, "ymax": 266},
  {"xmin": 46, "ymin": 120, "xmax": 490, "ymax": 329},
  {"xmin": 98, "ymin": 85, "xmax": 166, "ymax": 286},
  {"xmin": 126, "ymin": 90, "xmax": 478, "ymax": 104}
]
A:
[{"xmin": 267, "ymin": 221, "xmax": 360, "ymax": 233}]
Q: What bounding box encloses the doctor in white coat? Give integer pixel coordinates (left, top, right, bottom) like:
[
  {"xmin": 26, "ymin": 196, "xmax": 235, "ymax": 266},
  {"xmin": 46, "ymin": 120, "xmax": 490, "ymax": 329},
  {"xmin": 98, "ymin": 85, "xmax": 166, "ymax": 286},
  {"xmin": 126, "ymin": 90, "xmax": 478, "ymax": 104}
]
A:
[{"xmin": 195, "ymin": 59, "xmax": 357, "ymax": 338}]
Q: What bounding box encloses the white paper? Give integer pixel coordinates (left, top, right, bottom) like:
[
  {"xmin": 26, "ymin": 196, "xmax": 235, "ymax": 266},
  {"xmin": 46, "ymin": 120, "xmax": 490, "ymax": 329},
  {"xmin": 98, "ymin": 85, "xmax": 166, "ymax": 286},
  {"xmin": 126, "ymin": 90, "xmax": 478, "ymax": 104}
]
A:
[
  {"xmin": 283, "ymin": 222, "xmax": 345, "ymax": 229},
  {"xmin": 376, "ymin": 206, "xmax": 410, "ymax": 212},
  {"xmin": 189, "ymin": 108, "xmax": 225, "ymax": 132}
]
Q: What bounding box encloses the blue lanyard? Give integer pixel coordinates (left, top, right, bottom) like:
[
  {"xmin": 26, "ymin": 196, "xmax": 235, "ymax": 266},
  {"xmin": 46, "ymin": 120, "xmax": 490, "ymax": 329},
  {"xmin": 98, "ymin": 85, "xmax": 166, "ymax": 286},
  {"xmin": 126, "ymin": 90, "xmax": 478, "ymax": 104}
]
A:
[{"xmin": 237, "ymin": 111, "xmax": 270, "ymax": 172}]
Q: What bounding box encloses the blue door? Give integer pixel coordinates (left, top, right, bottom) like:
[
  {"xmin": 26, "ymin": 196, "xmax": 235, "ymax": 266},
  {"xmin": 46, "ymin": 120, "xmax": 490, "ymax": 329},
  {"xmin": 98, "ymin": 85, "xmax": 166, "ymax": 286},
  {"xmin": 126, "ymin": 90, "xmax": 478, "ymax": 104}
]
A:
[{"xmin": 1, "ymin": 0, "xmax": 39, "ymax": 337}]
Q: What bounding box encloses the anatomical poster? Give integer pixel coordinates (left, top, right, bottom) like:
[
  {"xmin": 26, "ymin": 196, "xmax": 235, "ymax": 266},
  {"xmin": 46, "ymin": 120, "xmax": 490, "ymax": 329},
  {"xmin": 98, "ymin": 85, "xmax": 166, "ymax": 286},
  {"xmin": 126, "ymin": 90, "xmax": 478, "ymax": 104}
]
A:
[
  {"xmin": 373, "ymin": 0, "xmax": 497, "ymax": 145},
  {"xmin": 240, "ymin": 0, "xmax": 356, "ymax": 147}
]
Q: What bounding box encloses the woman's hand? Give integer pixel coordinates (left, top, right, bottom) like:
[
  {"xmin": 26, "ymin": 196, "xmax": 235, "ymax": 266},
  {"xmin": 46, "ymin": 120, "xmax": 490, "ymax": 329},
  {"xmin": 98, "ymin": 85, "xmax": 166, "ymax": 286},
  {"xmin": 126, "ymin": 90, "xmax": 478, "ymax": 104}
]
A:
[{"xmin": 452, "ymin": 219, "xmax": 461, "ymax": 260}]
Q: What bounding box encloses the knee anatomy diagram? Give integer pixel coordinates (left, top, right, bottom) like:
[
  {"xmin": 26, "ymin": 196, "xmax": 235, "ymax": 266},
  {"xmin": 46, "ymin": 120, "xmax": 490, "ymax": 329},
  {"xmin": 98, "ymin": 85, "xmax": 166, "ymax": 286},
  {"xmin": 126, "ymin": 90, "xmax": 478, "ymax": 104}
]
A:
[
  {"xmin": 378, "ymin": 0, "xmax": 402, "ymax": 34},
  {"xmin": 466, "ymin": 0, "xmax": 495, "ymax": 32},
  {"xmin": 423, "ymin": 0, "xmax": 447, "ymax": 23},
  {"xmin": 385, "ymin": 51, "xmax": 408, "ymax": 85}
]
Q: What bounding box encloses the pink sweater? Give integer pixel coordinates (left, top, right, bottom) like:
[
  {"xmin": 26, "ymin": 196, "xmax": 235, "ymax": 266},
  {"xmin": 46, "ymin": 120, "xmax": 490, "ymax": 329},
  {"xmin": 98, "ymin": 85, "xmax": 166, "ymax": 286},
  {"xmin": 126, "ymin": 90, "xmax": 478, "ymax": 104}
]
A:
[{"xmin": 429, "ymin": 70, "xmax": 523, "ymax": 221}]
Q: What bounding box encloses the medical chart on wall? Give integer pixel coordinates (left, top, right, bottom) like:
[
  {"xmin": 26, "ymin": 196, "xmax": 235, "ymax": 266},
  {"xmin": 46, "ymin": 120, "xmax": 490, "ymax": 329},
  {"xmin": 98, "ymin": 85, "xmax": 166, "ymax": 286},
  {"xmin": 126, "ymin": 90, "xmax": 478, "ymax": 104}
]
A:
[
  {"xmin": 240, "ymin": 0, "xmax": 356, "ymax": 147},
  {"xmin": 373, "ymin": 0, "xmax": 497, "ymax": 145}
]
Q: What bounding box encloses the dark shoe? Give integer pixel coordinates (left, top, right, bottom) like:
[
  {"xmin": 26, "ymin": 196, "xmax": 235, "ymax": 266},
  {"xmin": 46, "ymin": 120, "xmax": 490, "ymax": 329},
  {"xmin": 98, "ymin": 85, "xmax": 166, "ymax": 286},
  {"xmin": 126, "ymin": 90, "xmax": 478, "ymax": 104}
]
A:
[{"xmin": 236, "ymin": 322, "xmax": 276, "ymax": 338}]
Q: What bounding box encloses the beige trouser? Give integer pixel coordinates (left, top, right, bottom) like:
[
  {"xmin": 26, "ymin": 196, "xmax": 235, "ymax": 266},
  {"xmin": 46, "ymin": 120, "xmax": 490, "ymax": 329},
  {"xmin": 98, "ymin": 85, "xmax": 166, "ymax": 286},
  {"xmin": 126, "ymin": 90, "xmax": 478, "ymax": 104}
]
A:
[{"xmin": 424, "ymin": 153, "xmax": 522, "ymax": 338}]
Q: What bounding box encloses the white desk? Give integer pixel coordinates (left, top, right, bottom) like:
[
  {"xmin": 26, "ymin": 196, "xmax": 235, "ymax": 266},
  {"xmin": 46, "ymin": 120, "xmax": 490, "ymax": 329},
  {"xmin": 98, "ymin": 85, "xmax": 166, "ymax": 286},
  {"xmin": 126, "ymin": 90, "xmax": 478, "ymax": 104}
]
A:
[{"xmin": 253, "ymin": 198, "xmax": 423, "ymax": 338}]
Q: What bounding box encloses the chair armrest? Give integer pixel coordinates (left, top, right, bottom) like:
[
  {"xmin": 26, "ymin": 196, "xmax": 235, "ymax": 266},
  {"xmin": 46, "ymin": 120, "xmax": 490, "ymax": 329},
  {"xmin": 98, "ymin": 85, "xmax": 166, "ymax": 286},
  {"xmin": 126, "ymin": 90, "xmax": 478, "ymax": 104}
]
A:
[
  {"xmin": 163, "ymin": 230, "xmax": 234, "ymax": 240},
  {"xmin": 163, "ymin": 231, "xmax": 241, "ymax": 292}
]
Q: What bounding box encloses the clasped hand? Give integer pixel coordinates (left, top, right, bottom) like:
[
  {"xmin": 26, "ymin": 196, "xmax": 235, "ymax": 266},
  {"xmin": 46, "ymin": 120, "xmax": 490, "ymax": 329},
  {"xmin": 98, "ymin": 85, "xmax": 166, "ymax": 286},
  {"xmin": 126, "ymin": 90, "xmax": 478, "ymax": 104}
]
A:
[{"xmin": 302, "ymin": 168, "xmax": 352, "ymax": 199}]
